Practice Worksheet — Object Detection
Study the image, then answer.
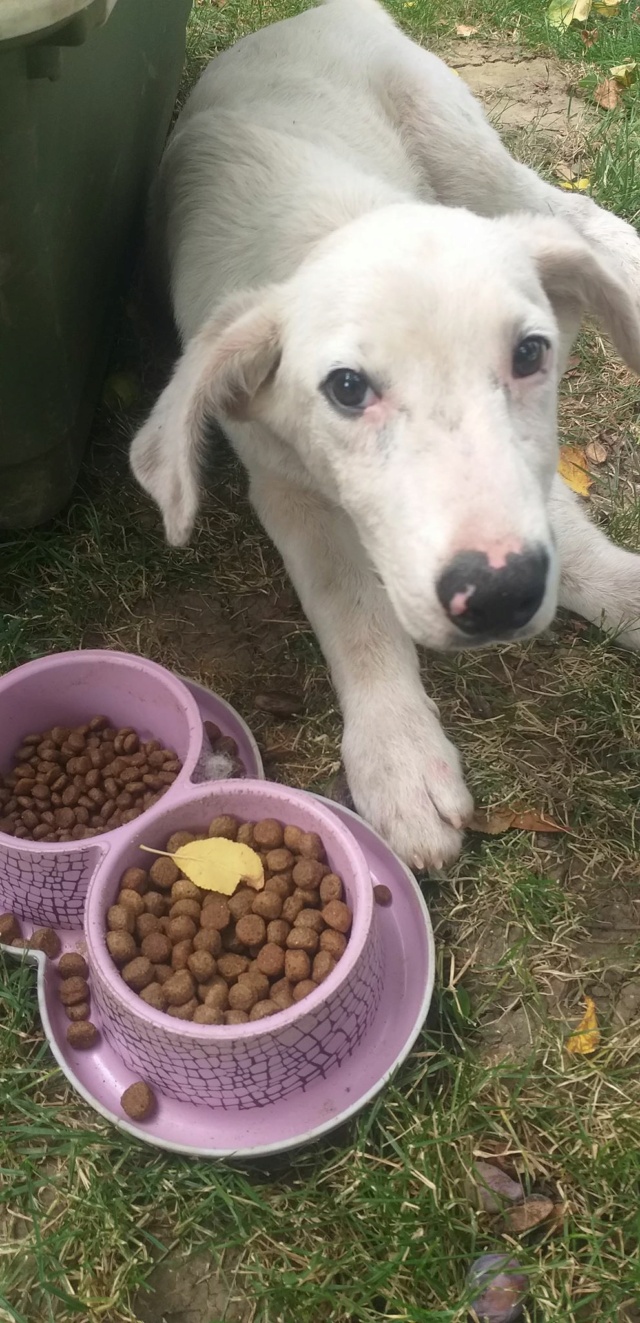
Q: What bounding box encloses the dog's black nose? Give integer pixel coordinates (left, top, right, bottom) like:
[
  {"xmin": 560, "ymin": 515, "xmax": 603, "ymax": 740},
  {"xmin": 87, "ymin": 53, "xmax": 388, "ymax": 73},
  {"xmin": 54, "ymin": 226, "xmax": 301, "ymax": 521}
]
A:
[{"xmin": 437, "ymin": 546, "xmax": 549, "ymax": 637}]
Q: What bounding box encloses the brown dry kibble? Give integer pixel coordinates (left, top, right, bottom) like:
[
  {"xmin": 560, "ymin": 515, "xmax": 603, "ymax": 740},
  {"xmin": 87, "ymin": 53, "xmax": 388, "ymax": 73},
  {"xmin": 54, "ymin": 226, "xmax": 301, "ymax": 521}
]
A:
[
  {"xmin": 171, "ymin": 878, "xmax": 201, "ymax": 902},
  {"xmin": 320, "ymin": 929, "xmax": 347, "ymax": 959},
  {"xmin": 118, "ymin": 889, "xmax": 145, "ymax": 918},
  {"xmin": 107, "ymin": 904, "xmax": 135, "ymax": 935},
  {"xmin": 236, "ymin": 823, "xmax": 255, "ymax": 847},
  {"xmin": 266, "ymin": 919, "xmax": 290, "ymax": 947},
  {"xmin": 373, "ymin": 884, "xmax": 392, "ymax": 906},
  {"xmin": 136, "ymin": 913, "xmax": 160, "ymax": 941},
  {"xmin": 0, "ymin": 914, "xmax": 20, "ymax": 943},
  {"xmin": 271, "ymin": 978, "xmax": 294, "ymax": 1009},
  {"xmin": 235, "ymin": 913, "xmax": 266, "ymax": 947},
  {"xmin": 239, "ymin": 969, "xmax": 270, "ymax": 1000},
  {"xmin": 286, "ymin": 926, "xmax": 319, "ymax": 954},
  {"xmin": 66, "ymin": 1001, "xmax": 90, "ymax": 1022},
  {"xmin": 298, "ymin": 831, "xmax": 325, "ymax": 860},
  {"xmin": 252, "ymin": 890, "xmax": 283, "ymax": 920},
  {"xmin": 292, "ymin": 859, "xmax": 325, "ymax": 890},
  {"xmin": 120, "ymin": 867, "xmax": 148, "ymax": 894},
  {"xmin": 293, "ymin": 887, "xmax": 320, "ymax": 909},
  {"xmin": 265, "ymin": 848, "xmax": 295, "ymax": 874},
  {"xmin": 30, "ymin": 927, "xmax": 62, "ymax": 958},
  {"xmin": 253, "ymin": 818, "xmax": 284, "ymax": 850},
  {"xmin": 140, "ymin": 932, "xmax": 173, "ymax": 964},
  {"xmin": 228, "ymin": 980, "xmax": 260, "ymax": 1012},
  {"xmin": 225, "ymin": 1009, "xmax": 250, "ymax": 1025},
  {"xmin": 322, "ymin": 900, "xmax": 353, "ymax": 933},
  {"xmin": 293, "ymin": 979, "xmax": 318, "ymax": 1003},
  {"xmin": 285, "ymin": 949, "xmax": 311, "ymax": 983},
  {"xmin": 320, "ymin": 874, "xmax": 344, "ymax": 904},
  {"xmin": 193, "ymin": 1004, "xmax": 226, "ymax": 1024},
  {"xmin": 143, "ymin": 890, "xmax": 167, "ymax": 917},
  {"xmin": 154, "ymin": 964, "xmax": 173, "ymax": 985},
  {"xmin": 171, "ymin": 939, "xmax": 194, "ymax": 970},
  {"xmin": 312, "ymin": 951, "xmax": 336, "ymax": 983},
  {"xmin": 67, "ymin": 1021, "xmax": 99, "ymax": 1050},
  {"xmin": 228, "ymin": 887, "xmax": 256, "ymax": 921},
  {"xmin": 149, "ymin": 857, "xmax": 180, "ymax": 891},
  {"xmin": 249, "ymin": 1000, "xmax": 280, "ymax": 1021},
  {"xmin": 294, "ymin": 908, "xmax": 325, "ymax": 933},
  {"xmin": 264, "ymin": 874, "xmax": 294, "ymax": 900},
  {"xmin": 200, "ymin": 896, "xmax": 231, "ymax": 930},
  {"xmin": 139, "ymin": 982, "xmax": 168, "ymax": 1011},
  {"xmin": 187, "ymin": 950, "xmax": 217, "ymax": 982},
  {"xmin": 170, "ymin": 898, "xmax": 202, "ymax": 923},
  {"xmin": 281, "ymin": 894, "xmax": 306, "ymax": 924},
  {"xmin": 167, "ymin": 997, "xmax": 198, "ymax": 1021},
  {"xmin": 256, "ymin": 943, "xmax": 286, "ymax": 978},
  {"xmin": 166, "ymin": 830, "xmax": 196, "ymax": 853},
  {"xmin": 193, "ymin": 928, "xmax": 222, "ymax": 956},
  {"xmin": 217, "ymin": 953, "xmax": 250, "ymax": 982},
  {"xmin": 121, "ymin": 1081, "xmax": 156, "ymax": 1121},
  {"xmin": 59, "ymin": 976, "xmax": 90, "ymax": 1005},
  {"xmin": 164, "ymin": 970, "xmax": 195, "ymax": 1006},
  {"xmin": 122, "ymin": 957, "xmax": 155, "ymax": 992},
  {"xmin": 283, "ymin": 824, "xmax": 304, "ymax": 853},
  {"xmin": 207, "ymin": 814, "xmax": 240, "ymax": 840},
  {"xmin": 106, "ymin": 931, "xmax": 138, "ymax": 966},
  {"xmin": 167, "ymin": 915, "xmax": 197, "ymax": 944},
  {"xmin": 204, "ymin": 980, "xmax": 230, "ymax": 1011}
]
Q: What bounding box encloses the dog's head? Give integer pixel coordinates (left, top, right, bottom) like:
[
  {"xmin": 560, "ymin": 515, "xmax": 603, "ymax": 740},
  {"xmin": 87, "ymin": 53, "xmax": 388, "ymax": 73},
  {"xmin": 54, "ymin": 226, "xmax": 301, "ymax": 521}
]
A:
[{"xmin": 130, "ymin": 205, "xmax": 640, "ymax": 649}]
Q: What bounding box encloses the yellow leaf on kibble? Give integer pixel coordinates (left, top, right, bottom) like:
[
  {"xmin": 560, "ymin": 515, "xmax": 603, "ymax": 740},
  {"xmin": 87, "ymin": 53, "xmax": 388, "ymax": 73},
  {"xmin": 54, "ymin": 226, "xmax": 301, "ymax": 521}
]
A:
[
  {"xmin": 173, "ymin": 838, "xmax": 265, "ymax": 893},
  {"xmin": 558, "ymin": 445, "xmax": 593, "ymax": 496},
  {"xmin": 610, "ymin": 60, "xmax": 637, "ymax": 86},
  {"xmin": 566, "ymin": 996, "xmax": 601, "ymax": 1054},
  {"xmin": 548, "ymin": 0, "xmax": 592, "ymax": 29}
]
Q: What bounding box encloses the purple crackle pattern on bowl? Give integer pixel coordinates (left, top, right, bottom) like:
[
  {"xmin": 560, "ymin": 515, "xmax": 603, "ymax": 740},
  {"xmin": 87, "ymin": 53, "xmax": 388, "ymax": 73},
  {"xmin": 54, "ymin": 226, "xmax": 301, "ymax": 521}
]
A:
[
  {"xmin": 0, "ymin": 841, "xmax": 104, "ymax": 928},
  {"xmin": 85, "ymin": 779, "xmax": 383, "ymax": 1108}
]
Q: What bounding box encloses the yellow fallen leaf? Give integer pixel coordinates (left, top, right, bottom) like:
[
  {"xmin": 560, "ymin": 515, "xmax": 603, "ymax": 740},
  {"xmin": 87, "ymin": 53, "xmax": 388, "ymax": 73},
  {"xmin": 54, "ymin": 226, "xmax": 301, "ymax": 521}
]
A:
[
  {"xmin": 610, "ymin": 60, "xmax": 637, "ymax": 86},
  {"xmin": 594, "ymin": 76, "xmax": 622, "ymax": 109},
  {"xmin": 558, "ymin": 445, "xmax": 593, "ymax": 496},
  {"xmin": 558, "ymin": 177, "xmax": 591, "ymax": 191},
  {"xmin": 141, "ymin": 837, "xmax": 264, "ymax": 894},
  {"xmin": 566, "ymin": 996, "xmax": 601, "ymax": 1054},
  {"xmin": 593, "ymin": 0, "xmax": 620, "ymax": 14},
  {"xmin": 456, "ymin": 24, "xmax": 479, "ymax": 35},
  {"xmin": 548, "ymin": 0, "xmax": 592, "ymax": 28},
  {"xmin": 469, "ymin": 808, "xmax": 567, "ymax": 835}
]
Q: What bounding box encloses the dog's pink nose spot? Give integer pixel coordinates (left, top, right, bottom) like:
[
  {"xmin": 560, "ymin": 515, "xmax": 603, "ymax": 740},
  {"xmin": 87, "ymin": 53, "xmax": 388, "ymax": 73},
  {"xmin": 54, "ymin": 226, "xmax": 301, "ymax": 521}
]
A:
[
  {"xmin": 449, "ymin": 586, "xmax": 475, "ymax": 617},
  {"xmin": 485, "ymin": 540, "xmax": 524, "ymax": 570}
]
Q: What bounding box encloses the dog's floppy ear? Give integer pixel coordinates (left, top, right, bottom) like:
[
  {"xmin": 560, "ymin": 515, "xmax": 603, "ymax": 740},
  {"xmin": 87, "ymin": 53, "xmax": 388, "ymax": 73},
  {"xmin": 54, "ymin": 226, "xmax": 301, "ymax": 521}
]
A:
[
  {"xmin": 512, "ymin": 214, "xmax": 640, "ymax": 374},
  {"xmin": 129, "ymin": 287, "xmax": 282, "ymax": 546}
]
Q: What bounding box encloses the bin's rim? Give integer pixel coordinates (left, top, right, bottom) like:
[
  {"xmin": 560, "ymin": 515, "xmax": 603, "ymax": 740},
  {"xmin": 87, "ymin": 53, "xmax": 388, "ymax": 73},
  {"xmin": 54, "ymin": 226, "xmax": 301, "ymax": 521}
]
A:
[{"xmin": 0, "ymin": 0, "xmax": 118, "ymax": 47}]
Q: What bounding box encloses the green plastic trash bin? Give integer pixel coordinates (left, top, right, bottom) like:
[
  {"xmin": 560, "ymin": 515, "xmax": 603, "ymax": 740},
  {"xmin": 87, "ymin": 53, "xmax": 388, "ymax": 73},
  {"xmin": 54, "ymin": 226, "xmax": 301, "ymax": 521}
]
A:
[{"xmin": 0, "ymin": 0, "xmax": 192, "ymax": 529}]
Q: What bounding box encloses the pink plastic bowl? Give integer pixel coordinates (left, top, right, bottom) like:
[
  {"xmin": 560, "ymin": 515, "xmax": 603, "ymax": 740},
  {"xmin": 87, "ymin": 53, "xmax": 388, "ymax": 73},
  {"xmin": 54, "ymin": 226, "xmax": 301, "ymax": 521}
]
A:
[
  {"xmin": 85, "ymin": 780, "xmax": 384, "ymax": 1109},
  {"xmin": 0, "ymin": 650, "xmax": 204, "ymax": 927}
]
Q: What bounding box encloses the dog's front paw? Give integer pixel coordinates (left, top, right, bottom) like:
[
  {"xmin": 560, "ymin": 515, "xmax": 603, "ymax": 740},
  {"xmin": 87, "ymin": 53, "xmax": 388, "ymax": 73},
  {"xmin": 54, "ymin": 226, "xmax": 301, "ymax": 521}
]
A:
[{"xmin": 342, "ymin": 698, "xmax": 473, "ymax": 870}]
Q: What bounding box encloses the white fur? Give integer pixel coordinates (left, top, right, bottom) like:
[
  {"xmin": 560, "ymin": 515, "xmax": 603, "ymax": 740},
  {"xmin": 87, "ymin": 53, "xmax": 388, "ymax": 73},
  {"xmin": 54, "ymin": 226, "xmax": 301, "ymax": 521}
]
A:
[{"xmin": 131, "ymin": 0, "xmax": 640, "ymax": 867}]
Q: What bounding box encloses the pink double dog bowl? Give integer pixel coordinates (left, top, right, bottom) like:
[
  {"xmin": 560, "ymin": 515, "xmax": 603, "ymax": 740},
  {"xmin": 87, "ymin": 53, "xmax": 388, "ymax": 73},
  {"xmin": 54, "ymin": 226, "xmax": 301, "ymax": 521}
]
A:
[{"xmin": 0, "ymin": 650, "xmax": 434, "ymax": 1158}]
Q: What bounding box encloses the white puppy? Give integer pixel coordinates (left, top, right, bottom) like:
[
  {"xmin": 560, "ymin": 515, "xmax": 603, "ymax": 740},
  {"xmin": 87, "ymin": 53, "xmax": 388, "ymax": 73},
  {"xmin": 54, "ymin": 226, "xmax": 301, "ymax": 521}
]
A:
[{"xmin": 131, "ymin": 0, "xmax": 640, "ymax": 868}]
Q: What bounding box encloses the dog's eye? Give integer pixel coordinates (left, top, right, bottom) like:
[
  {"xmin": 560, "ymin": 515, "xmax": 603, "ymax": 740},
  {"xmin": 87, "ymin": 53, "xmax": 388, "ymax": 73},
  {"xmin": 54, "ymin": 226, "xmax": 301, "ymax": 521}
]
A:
[
  {"xmin": 512, "ymin": 335, "xmax": 549, "ymax": 378},
  {"xmin": 322, "ymin": 369, "xmax": 375, "ymax": 412}
]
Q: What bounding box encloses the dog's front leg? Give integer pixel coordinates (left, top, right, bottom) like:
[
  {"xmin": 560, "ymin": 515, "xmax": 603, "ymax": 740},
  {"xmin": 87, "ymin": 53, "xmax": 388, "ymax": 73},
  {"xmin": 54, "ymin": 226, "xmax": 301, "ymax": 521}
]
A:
[
  {"xmin": 250, "ymin": 471, "xmax": 473, "ymax": 869},
  {"xmin": 552, "ymin": 475, "xmax": 640, "ymax": 649}
]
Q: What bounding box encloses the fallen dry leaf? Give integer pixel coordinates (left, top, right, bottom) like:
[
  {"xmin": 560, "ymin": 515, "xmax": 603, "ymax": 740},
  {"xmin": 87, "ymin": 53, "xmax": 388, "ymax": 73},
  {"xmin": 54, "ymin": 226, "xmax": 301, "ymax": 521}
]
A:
[
  {"xmin": 581, "ymin": 26, "xmax": 599, "ymax": 43},
  {"xmin": 558, "ymin": 445, "xmax": 593, "ymax": 496},
  {"xmin": 455, "ymin": 23, "xmax": 479, "ymax": 35},
  {"xmin": 475, "ymin": 1161, "xmax": 524, "ymax": 1212},
  {"xmin": 610, "ymin": 60, "xmax": 637, "ymax": 86},
  {"xmin": 553, "ymin": 161, "xmax": 575, "ymax": 181},
  {"xmin": 585, "ymin": 438, "xmax": 608, "ymax": 463},
  {"xmin": 548, "ymin": 0, "xmax": 592, "ymax": 27},
  {"xmin": 558, "ymin": 176, "xmax": 591, "ymax": 191},
  {"xmin": 505, "ymin": 1196, "xmax": 555, "ymax": 1234},
  {"xmin": 566, "ymin": 353, "xmax": 582, "ymax": 370},
  {"xmin": 566, "ymin": 996, "xmax": 601, "ymax": 1054},
  {"xmin": 469, "ymin": 808, "xmax": 566, "ymax": 835},
  {"xmin": 253, "ymin": 689, "xmax": 304, "ymax": 718},
  {"xmin": 594, "ymin": 76, "xmax": 621, "ymax": 109},
  {"xmin": 142, "ymin": 838, "xmax": 265, "ymax": 894},
  {"xmin": 593, "ymin": 0, "xmax": 621, "ymax": 13}
]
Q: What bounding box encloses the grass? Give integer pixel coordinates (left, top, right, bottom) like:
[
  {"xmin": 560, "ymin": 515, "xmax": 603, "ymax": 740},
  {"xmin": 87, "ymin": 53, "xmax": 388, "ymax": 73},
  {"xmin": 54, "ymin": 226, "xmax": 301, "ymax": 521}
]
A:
[{"xmin": 1, "ymin": 1, "xmax": 640, "ymax": 1321}]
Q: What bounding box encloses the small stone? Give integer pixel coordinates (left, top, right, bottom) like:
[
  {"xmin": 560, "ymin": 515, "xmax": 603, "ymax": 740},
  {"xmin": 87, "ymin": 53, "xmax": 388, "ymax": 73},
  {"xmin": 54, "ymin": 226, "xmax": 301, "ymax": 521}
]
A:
[{"xmin": 466, "ymin": 1255, "xmax": 529, "ymax": 1323}]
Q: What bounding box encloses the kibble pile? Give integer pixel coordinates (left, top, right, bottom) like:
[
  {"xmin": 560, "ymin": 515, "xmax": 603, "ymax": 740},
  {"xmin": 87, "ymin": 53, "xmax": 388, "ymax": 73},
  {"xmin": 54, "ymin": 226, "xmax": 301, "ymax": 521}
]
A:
[
  {"xmin": 106, "ymin": 816, "xmax": 353, "ymax": 1024},
  {"xmin": 0, "ymin": 717, "xmax": 182, "ymax": 842}
]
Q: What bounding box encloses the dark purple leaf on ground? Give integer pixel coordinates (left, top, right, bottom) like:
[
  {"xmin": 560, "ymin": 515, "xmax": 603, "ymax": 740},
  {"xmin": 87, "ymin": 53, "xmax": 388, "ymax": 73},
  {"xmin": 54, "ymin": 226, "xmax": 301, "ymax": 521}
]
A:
[
  {"xmin": 474, "ymin": 1161, "xmax": 524, "ymax": 1212},
  {"xmin": 467, "ymin": 1255, "xmax": 529, "ymax": 1322}
]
